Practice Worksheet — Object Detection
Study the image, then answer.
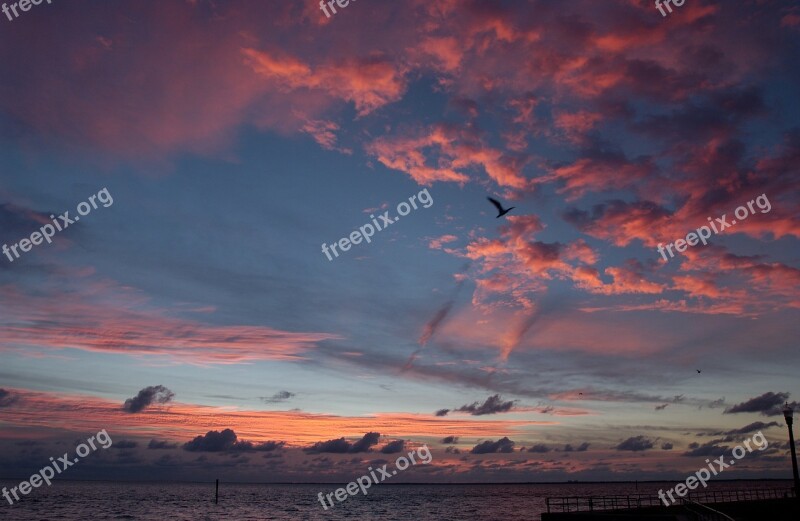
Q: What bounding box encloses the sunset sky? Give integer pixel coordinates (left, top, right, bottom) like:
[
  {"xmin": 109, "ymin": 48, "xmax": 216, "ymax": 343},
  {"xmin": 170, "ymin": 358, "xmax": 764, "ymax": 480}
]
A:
[{"xmin": 1, "ymin": 0, "xmax": 799, "ymax": 483}]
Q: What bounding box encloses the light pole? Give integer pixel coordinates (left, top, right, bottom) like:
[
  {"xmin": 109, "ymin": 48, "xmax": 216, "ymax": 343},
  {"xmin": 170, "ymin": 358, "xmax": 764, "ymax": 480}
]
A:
[{"xmin": 783, "ymin": 402, "xmax": 800, "ymax": 498}]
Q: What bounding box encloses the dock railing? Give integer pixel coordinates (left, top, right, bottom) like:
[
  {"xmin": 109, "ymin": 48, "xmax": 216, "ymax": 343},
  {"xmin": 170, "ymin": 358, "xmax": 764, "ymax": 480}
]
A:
[{"xmin": 545, "ymin": 487, "xmax": 796, "ymax": 513}]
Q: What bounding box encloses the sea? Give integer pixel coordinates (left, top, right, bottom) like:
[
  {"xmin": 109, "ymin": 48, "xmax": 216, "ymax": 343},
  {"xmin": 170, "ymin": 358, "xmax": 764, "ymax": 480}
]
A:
[{"xmin": 0, "ymin": 480, "xmax": 793, "ymax": 520}]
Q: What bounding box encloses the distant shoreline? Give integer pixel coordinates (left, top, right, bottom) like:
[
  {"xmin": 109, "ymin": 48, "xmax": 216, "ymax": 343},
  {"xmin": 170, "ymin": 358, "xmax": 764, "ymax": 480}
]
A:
[{"xmin": 0, "ymin": 478, "xmax": 791, "ymax": 486}]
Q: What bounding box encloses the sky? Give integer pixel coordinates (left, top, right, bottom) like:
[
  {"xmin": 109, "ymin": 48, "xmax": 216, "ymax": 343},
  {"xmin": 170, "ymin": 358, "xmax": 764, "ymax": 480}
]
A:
[{"xmin": 0, "ymin": 0, "xmax": 799, "ymax": 484}]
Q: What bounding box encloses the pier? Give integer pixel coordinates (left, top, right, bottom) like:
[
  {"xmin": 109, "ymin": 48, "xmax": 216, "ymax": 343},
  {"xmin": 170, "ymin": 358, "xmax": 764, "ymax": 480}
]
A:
[{"xmin": 542, "ymin": 487, "xmax": 798, "ymax": 520}]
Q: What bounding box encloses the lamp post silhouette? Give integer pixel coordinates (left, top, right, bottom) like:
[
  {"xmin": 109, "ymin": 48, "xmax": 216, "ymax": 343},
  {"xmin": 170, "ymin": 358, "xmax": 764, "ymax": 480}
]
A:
[{"xmin": 783, "ymin": 402, "xmax": 800, "ymax": 497}]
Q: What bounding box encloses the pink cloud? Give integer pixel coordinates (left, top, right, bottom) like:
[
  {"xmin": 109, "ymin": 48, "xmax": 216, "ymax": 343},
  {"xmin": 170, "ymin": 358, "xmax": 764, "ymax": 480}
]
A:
[
  {"xmin": 428, "ymin": 234, "xmax": 459, "ymax": 250},
  {"xmin": 0, "ymin": 282, "xmax": 340, "ymax": 364},
  {"xmin": 242, "ymin": 48, "xmax": 408, "ymax": 117}
]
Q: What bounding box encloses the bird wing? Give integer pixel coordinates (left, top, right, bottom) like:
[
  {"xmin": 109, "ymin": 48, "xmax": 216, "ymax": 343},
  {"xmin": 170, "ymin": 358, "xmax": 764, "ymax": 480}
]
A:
[{"xmin": 487, "ymin": 197, "xmax": 504, "ymax": 212}]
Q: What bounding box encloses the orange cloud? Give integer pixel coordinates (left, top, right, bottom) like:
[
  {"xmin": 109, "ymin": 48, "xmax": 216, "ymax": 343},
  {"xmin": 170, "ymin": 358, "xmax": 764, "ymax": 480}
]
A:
[
  {"xmin": 541, "ymin": 156, "xmax": 657, "ymax": 202},
  {"xmin": 411, "ymin": 36, "xmax": 464, "ymax": 72},
  {"xmin": 576, "ymin": 265, "xmax": 664, "ymax": 295},
  {"xmin": 300, "ymin": 119, "xmax": 350, "ymax": 153},
  {"xmin": 366, "ymin": 125, "xmax": 529, "ymax": 188},
  {"xmin": 1, "ymin": 388, "xmax": 547, "ymax": 445},
  {"xmin": 428, "ymin": 234, "xmax": 459, "ymax": 250}
]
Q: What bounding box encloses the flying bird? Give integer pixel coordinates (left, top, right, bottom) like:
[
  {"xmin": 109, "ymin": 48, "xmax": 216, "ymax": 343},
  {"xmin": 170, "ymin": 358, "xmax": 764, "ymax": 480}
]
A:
[
  {"xmin": 487, "ymin": 197, "xmax": 515, "ymax": 218},
  {"xmin": 696, "ymin": 369, "xmax": 702, "ymax": 373}
]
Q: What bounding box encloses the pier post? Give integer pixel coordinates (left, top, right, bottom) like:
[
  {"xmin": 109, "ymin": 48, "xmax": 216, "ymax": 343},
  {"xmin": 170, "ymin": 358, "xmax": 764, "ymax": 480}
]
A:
[{"xmin": 783, "ymin": 403, "xmax": 800, "ymax": 498}]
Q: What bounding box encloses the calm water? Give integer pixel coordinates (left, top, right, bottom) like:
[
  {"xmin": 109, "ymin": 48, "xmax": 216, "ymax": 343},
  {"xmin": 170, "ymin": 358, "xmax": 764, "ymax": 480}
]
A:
[{"xmin": 0, "ymin": 480, "xmax": 791, "ymax": 520}]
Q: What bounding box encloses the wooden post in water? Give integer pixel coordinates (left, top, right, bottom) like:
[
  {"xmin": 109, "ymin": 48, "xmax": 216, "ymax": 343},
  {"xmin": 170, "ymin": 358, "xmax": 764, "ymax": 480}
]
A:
[{"xmin": 215, "ymin": 479, "xmax": 219, "ymax": 504}]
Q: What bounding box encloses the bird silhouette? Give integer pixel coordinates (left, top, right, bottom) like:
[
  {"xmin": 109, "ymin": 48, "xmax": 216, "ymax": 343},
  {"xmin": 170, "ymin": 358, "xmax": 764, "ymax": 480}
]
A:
[
  {"xmin": 487, "ymin": 197, "xmax": 515, "ymax": 218},
  {"xmin": 696, "ymin": 369, "xmax": 702, "ymax": 373}
]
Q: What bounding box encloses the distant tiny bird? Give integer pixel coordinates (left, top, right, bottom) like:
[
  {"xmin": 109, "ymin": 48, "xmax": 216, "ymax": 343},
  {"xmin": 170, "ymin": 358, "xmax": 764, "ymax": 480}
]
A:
[
  {"xmin": 487, "ymin": 197, "xmax": 515, "ymax": 218},
  {"xmin": 696, "ymin": 369, "xmax": 702, "ymax": 373}
]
